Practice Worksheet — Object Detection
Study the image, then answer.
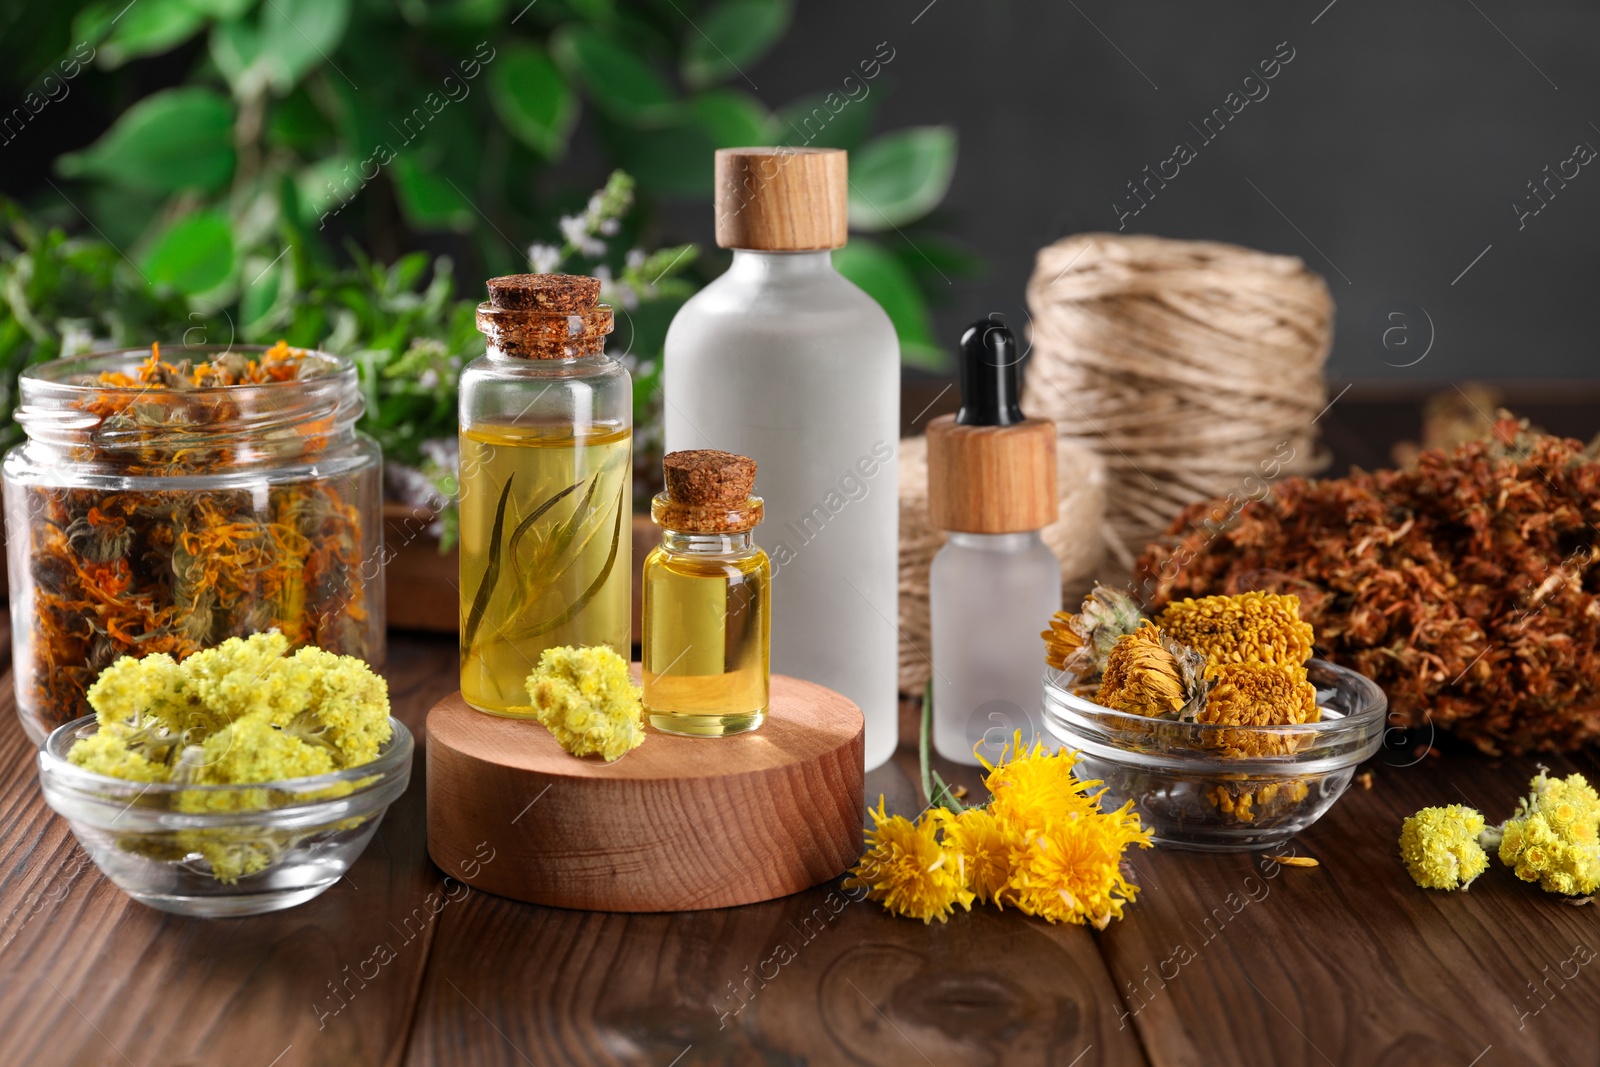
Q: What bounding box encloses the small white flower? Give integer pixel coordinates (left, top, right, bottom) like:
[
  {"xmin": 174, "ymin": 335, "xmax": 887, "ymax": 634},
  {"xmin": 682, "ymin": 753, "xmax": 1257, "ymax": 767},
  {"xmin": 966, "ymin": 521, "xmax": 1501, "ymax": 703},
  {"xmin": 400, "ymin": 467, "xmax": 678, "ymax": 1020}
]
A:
[
  {"xmin": 625, "ymin": 248, "xmax": 645, "ymax": 269},
  {"xmin": 528, "ymin": 243, "xmax": 563, "ymax": 273},
  {"xmin": 558, "ymin": 214, "xmax": 589, "ymax": 242},
  {"xmin": 599, "ymin": 217, "xmax": 620, "ymax": 236},
  {"xmin": 418, "ymin": 368, "xmax": 440, "ymax": 389}
]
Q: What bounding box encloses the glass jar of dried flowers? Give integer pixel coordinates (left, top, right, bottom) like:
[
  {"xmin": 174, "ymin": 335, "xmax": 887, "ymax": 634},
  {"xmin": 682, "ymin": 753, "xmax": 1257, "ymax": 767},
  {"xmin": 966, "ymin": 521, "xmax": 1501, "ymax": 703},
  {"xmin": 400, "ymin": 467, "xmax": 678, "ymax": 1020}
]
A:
[{"xmin": 2, "ymin": 343, "xmax": 385, "ymax": 745}]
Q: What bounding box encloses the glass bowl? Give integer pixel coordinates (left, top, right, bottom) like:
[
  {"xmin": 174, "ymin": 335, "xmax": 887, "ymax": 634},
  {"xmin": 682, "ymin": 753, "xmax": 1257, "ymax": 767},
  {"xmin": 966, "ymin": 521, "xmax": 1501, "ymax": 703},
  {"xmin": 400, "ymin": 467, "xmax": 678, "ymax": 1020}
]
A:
[
  {"xmin": 38, "ymin": 715, "xmax": 414, "ymax": 916},
  {"xmin": 1041, "ymin": 659, "xmax": 1386, "ymax": 851}
]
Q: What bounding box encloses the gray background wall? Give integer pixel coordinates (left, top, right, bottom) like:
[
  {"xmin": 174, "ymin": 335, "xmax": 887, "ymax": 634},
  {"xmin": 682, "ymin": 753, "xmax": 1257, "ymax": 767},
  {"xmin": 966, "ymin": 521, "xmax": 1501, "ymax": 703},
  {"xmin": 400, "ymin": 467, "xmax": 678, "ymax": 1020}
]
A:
[{"xmin": 707, "ymin": 0, "xmax": 1600, "ymax": 381}]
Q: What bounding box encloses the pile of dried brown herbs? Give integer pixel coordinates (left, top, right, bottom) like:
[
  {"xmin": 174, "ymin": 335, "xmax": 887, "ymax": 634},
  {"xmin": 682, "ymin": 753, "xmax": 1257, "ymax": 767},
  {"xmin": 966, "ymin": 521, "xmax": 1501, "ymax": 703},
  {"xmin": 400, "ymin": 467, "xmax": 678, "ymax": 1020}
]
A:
[{"xmin": 1137, "ymin": 416, "xmax": 1600, "ymax": 755}]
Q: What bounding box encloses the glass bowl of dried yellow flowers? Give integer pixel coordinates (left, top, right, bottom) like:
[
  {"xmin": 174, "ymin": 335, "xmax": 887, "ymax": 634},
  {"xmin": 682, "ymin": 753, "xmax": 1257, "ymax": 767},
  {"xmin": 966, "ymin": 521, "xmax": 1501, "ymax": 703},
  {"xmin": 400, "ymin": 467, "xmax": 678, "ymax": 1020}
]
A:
[
  {"xmin": 1040, "ymin": 587, "xmax": 1386, "ymax": 850},
  {"xmin": 36, "ymin": 633, "xmax": 412, "ymax": 916}
]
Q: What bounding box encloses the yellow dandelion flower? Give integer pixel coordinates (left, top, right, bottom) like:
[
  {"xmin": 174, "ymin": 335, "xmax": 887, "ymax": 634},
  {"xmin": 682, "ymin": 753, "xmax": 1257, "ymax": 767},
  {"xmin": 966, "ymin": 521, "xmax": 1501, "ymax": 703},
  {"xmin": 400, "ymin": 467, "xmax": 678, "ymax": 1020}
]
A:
[
  {"xmin": 982, "ymin": 732, "xmax": 1100, "ymax": 836},
  {"xmin": 1003, "ymin": 802, "xmax": 1151, "ymax": 928},
  {"xmin": 942, "ymin": 807, "xmax": 1016, "ymax": 903},
  {"xmin": 844, "ymin": 799, "xmax": 974, "ymax": 923}
]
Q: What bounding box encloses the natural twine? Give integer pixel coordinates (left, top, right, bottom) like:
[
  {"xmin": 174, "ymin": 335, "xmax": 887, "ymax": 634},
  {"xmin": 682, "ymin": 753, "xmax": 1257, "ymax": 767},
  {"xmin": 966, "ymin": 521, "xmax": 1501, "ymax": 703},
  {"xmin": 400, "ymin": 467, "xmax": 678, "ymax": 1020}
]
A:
[
  {"xmin": 1022, "ymin": 233, "xmax": 1333, "ymax": 565},
  {"xmin": 897, "ymin": 434, "xmax": 1106, "ymax": 694}
]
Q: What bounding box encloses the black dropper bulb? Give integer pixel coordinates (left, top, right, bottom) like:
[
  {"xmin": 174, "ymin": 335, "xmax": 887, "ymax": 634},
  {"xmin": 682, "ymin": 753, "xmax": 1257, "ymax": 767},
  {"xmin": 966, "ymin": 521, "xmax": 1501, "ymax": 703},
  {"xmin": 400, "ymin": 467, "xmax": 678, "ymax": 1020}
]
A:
[{"xmin": 955, "ymin": 317, "xmax": 1023, "ymax": 427}]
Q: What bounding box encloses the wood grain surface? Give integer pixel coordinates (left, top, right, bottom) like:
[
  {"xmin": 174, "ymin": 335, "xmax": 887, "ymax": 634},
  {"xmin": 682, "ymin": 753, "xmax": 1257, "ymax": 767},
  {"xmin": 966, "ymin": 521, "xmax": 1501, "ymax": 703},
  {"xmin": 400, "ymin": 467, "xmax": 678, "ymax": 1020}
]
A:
[
  {"xmin": 2, "ymin": 624, "xmax": 1598, "ymax": 1066},
  {"xmin": 426, "ymin": 674, "xmax": 865, "ymax": 911}
]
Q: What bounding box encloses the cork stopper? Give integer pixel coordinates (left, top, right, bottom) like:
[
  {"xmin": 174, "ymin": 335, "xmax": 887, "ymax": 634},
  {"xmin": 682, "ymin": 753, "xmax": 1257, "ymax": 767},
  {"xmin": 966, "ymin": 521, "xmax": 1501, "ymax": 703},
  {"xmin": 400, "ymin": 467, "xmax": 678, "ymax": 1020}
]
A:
[
  {"xmin": 476, "ymin": 273, "xmax": 613, "ymax": 359},
  {"xmin": 926, "ymin": 415, "xmax": 1059, "ymax": 534},
  {"xmin": 714, "ymin": 148, "xmax": 848, "ymax": 251},
  {"xmin": 652, "ymin": 450, "xmax": 764, "ymax": 534}
]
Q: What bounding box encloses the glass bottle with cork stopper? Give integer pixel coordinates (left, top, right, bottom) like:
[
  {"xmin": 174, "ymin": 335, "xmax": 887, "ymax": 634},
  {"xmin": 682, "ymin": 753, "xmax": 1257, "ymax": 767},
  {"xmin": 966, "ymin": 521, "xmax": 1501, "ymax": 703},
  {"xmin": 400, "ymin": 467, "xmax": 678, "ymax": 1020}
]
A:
[
  {"xmin": 643, "ymin": 449, "xmax": 771, "ymax": 737},
  {"xmin": 458, "ymin": 273, "xmax": 632, "ymax": 717},
  {"xmin": 927, "ymin": 318, "xmax": 1062, "ymax": 765}
]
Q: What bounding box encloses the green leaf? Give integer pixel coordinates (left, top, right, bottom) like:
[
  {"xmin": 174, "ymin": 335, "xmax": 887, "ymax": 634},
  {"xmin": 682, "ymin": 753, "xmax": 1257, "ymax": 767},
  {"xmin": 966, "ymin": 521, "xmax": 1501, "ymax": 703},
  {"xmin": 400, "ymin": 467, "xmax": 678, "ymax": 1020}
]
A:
[
  {"xmin": 57, "ymin": 88, "xmax": 236, "ymax": 194},
  {"xmin": 210, "ymin": 19, "xmax": 273, "ymax": 97},
  {"xmin": 682, "ymin": 0, "xmax": 790, "ymax": 89},
  {"xmin": 240, "ymin": 247, "xmax": 292, "ymax": 333},
  {"xmin": 262, "ymin": 0, "xmax": 351, "ymax": 91},
  {"xmin": 489, "ymin": 43, "xmax": 578, "ymax": 158},
  {"xmin": 689, "ymin": 89, "xmax": 772, "ymax": 148},
  {"xmin": 832, "ymin": 237, "xmax": 945, "ymax": 370},
  {"xmin": 391, "ymin": 156, "xmax": 474, "ymax": 232},
  {"xmin": 776, "ymin": 90, "xmax": 877, "ymax": 150},
  {"xmin": 189, "ymin": 0, "xmax": 255, "ymax": 16},
  {"xmin": 140, "ymin": 212, "xmax": 235, "ymax": 295},
  {"xmin": 847, "ymin": 126, "xmax": 957, "ymax": 231},
  {"xmin": 551, "ymin": 26, "xmax": 676, "ymax": 126},
  {"xmin": 98, "ymin": 0, "xmax": 208, "ymax": 68}
]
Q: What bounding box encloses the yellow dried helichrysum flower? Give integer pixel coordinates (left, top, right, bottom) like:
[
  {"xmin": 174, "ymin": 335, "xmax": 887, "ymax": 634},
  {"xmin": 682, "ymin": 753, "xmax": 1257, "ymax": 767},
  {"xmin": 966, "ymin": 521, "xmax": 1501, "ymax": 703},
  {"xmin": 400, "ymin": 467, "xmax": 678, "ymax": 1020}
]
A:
[
  {"xmin": 1493, "ymin": 770, "xmax": 1600, "ymax": 897},
  {"xmin": 1399, "ymin": 805, "xmax": 1490, "ymax": 890},
  {"xmin": 844, "ymin": 799, "xmax": 975, "ymax": 923},
  {"xmin": 1156, "ymin": 591, "xmax": 1314, "ymax": 670},
  {"xmin": 68, "ymin": 632, "xmax": 392, "ymax": 884},
  {"xmin": 71, "ymin": 632, "xmax": 392, "ymax": 785},
  {"xmin": 1497, "ymin": 814, "xmax": 1600, "ymax": 897},
  {"xmin": 524, "ymin": 645, "xmax": 645, "ymax": 763},
  {"xmin": 1511, "ymin": 768, "xmax": 1600, "ymax": 846}
]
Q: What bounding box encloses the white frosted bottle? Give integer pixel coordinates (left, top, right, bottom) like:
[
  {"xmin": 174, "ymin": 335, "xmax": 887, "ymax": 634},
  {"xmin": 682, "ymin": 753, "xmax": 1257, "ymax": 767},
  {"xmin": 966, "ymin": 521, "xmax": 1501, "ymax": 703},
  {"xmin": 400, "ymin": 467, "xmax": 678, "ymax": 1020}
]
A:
[
  {"xmin": 926, "ymin": 319, "xmax": 1062, "ymax": 765},
  {"xmin": 663, "ymin": 147, "xmax": 901, "ymax": 769},
  {"xmin": 931, "ymin": 532, "xmax": 1062, "ymax": 763}
]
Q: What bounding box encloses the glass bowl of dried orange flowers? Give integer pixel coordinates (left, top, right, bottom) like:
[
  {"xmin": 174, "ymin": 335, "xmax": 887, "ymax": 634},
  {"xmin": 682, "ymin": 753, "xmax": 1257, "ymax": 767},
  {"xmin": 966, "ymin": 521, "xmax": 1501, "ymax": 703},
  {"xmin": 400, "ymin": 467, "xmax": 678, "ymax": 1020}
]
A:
[{"xmin": 1039, "ymin": 587, "xmax": 1386, "ymax": 850}]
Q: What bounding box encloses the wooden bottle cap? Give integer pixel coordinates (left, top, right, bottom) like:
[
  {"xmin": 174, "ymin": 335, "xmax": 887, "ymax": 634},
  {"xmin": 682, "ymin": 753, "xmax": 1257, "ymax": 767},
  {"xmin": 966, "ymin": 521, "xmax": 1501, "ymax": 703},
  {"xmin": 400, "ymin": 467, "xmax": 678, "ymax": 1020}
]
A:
[
  {"xmin": 653, "ymin": 450, "xmax": 763, "ymax": 533},
  {"xmin": 714, "ymin": 148, "xmax": 848, "ymax": 251},
  {"xmin": 476, "ymin": 273, "xmax": 613, "ymax": 358},
  {"xmin": 925, "ymin": 415, "xmax": 1059, "ymax": 533}
]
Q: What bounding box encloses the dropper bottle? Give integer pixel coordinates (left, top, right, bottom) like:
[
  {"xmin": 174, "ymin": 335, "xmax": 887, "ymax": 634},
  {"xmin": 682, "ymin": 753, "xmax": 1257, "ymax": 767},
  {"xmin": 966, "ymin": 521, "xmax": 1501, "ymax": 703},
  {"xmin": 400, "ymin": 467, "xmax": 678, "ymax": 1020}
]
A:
[{"xmin": 927, "ymin": 319, "xmax": 1062, "ymax": 764}]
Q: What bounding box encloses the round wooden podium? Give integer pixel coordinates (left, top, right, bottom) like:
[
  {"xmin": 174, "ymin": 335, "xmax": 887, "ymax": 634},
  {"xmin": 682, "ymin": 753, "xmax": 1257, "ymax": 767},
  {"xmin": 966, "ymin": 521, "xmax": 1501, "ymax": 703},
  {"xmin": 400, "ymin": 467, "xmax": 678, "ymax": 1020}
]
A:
[{"xmin": 425, "ymin": 673, "xmax": 865, "ymax": 912}]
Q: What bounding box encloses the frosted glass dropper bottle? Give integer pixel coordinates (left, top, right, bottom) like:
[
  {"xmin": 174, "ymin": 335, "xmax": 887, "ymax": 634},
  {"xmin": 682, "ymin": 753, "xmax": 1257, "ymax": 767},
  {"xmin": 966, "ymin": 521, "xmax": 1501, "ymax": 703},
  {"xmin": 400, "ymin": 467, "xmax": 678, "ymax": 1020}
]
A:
[
  {"xmin": 927, "ymin": 319, "xmax": 1061, "ymax": 765},
  {"xmin": 663, "ymin": 147, "xmax": 900, "ymax": 769}
]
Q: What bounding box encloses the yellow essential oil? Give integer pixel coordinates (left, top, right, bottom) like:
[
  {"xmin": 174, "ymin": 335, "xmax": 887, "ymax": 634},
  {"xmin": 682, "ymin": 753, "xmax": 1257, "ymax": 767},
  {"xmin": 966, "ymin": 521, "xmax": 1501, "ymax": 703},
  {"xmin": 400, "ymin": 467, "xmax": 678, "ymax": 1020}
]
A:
[
  {"xmin": 642, "ymin": 449, "xmax": 770, "ymax": 736},
  {"xmin": 643, "ymin": 540, "xmax": 770, "ymax": 734},
  {"xmin": 459, "ymin": 421, "xmax": 632, "ymax": 715}
]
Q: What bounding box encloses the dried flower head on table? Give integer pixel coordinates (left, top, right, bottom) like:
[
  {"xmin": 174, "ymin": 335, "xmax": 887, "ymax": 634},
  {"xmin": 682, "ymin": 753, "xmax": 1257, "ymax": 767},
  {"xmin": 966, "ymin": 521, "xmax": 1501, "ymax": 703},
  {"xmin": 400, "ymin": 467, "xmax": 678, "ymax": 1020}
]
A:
[
  {"xmin": 1138, "ymin": 415, "xmax": 1600, "ymax": 755},
  {"xmin": 1402, "ymin": 769, "xmax": 1600, "ymax": 897}
]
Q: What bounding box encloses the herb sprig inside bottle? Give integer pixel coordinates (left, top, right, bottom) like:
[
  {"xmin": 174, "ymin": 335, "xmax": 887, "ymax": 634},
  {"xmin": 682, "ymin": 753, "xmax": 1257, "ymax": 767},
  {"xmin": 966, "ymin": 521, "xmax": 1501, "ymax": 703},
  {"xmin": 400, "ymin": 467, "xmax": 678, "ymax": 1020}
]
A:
[{"xmin": 457, "ymin": 274, "xmax": 633, "ymax": 717}]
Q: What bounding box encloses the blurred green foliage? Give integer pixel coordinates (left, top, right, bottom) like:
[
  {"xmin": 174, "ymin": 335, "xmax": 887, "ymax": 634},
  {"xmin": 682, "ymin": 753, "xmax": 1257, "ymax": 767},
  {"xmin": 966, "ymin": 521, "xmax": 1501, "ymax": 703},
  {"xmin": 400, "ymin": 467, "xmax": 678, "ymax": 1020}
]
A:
[{"xmin": 0, "ymin": 0, "xmax": 972, "ymax": 470}]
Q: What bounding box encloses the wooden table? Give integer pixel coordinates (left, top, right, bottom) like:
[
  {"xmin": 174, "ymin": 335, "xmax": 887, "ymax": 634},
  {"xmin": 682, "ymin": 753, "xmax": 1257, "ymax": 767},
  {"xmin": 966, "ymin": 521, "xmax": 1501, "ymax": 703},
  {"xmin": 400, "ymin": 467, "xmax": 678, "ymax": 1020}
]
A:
[{"xmin": 3, "ymin": 627, "xmax": 1597, "ymax": 1067}]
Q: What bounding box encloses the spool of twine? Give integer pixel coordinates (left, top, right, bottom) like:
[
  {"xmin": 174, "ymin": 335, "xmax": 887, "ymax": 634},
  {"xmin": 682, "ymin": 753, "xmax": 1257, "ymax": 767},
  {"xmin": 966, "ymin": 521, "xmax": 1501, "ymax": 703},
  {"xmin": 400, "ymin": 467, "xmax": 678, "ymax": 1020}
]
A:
[
  {"xmin": 1022, "ymin": 233, "xmax": 1333, "ymax": 566},
  {"xmin": 897, "ymin": 434, "xmax": 1106, "ymax": 694}
]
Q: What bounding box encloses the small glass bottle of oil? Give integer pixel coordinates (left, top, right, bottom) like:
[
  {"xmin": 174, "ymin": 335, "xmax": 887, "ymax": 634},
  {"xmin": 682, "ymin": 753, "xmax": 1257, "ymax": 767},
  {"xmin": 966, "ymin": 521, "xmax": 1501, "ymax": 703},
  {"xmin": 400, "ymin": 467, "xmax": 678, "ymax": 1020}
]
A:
[
  {"xmin": 458, "ymin": 274, "xmax": 632, "ymax": 716},
  {"xmin": 642, "ymin": 450, "xmax": 770, "ymax": 736}
]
